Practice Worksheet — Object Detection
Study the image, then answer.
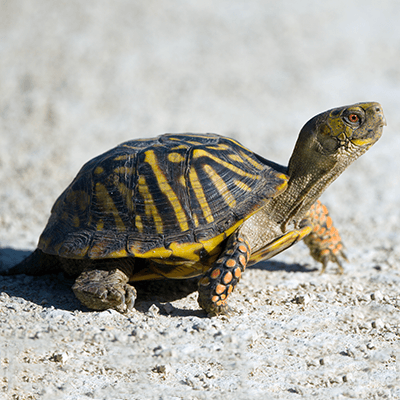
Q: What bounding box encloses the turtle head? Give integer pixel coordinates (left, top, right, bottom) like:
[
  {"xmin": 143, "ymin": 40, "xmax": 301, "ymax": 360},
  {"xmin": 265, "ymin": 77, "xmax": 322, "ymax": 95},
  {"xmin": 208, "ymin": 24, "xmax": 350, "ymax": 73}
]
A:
[{"xmin": 288, "ymin": 102, "xmax": 386, "ymax": 176}]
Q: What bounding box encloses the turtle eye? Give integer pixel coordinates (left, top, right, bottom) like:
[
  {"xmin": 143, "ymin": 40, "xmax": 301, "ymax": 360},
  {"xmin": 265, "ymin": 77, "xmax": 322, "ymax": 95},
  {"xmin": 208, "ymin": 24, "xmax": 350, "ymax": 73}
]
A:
[
  {"xmin": 348, "ymin": 114, "xmax": 359, "ymax": 123},
  {"xmin": 344, "ymin": 113, "xmax": 361, "ymax": 126}
]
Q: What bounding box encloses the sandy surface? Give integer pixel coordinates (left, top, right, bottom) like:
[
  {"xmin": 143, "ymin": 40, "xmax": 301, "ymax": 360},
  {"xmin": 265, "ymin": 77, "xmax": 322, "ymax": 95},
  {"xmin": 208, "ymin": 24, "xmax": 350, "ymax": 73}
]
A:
[{"xmin": 1, "ymin": 1, "xmax": 400, "ymax": 399}]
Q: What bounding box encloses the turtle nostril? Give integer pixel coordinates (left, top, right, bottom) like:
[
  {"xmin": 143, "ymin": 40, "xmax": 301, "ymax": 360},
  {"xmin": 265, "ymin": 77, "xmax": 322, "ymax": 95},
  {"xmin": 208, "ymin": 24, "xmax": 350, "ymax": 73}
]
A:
[{"xmin": 375, "ymin": 106, "xmax": 381, "ymax": 113}]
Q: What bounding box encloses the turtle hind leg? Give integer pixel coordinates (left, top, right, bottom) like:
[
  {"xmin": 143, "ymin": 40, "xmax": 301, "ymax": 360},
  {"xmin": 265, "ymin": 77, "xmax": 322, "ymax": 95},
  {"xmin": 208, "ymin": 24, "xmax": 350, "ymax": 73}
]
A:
[
  {"xmin": 303, "ymin": 200, "xmax": 347, "ymax": 273},
  {"xmin": 197, "ymin": 232, "xmax": 250, "ymax": 316},
  {"xmin": 1, "ymin": 249, "xmax": 63, "ymax": 276},
  {"xmin": 72, "ymin": 258, "xmax": 137, "ymax": 313}
]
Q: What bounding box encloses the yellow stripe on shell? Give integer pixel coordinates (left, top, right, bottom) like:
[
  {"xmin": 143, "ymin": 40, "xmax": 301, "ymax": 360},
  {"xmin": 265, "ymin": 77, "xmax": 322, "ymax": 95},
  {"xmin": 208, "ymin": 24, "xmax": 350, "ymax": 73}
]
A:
[
  {"xmin": 129, "ymin": 243, "xmax": 172, "ymax": 258},
  {"xmin": 179, "ymin": 175, "xmax": 186, "ymax": 187},
  {"xmin": 135, "ymin": 215, "xmax": 143, "ymax": 233},
  {"xmin": 206, "ymin": 144, "xmax": 230, "ymax": 151},
  {"xmin": 239, "ymin": 150, "xmax": 265, "ymax": 170},
  {"xmin": 192, "ymin": 149, "xmax": 260, "ymax": 180},
  {"xmin": 171, "ymin": 144, "xmax": 189, "ymax": 150},
  {"xmin": 95, "ymin": 183, "xmax": 126, "ymax": 231},
  {"xmin": 275, "ymin": 173, "xmax": 289, "ymax": 193},
  {"xmin": 96, "ymin": 220, "xmax": 104, "ymax": 230},
  {"xmin": 203, "ymin": 164, "xmax": 236, "ymax": 208},
  {"xmin": 187, "ymin": 140, "xmax": 205, "ymax": 145},
  {"xmin": 169, "ymin": 241, "xmax": 204, "ymax": 261},
  {"xmin": 189, "ymin": 167, "xmax": 214, "ymax": 224},
  {"xmin": 228, "ymin": 154, "xmax": 244, "ymax": 163},
  {"xmin": 106, "ymin": 248, "xmax": 128, "ymax": 258},
  {"xmin": 94, "ymin": 166, "xmax": 104, "ymax": 174},
  {"xmin": 144, "ymin": 150, "xmax": 189, "ymax": 232},
  {"xmin": 233, "ymin": 180, "xmax": 252, "ymax": 192},
  {"xmin": 117, "ymin": 182, "xmax": 134, "ymax": 214},
  {"xmin": 113, "ymin": 154, "xmax": 130, "ymax": 161},
  {"xmin": 137, "ymin": 175, "xmax": 164, "ymax": 234},
  {"xmin": 65, "ymin": 190, "xmax": 90, "ymax": 211},
  {"xmin": 200, "ymin": 219, "xmax": 243, "ymax": 254},
  {"xmin": 168, "ymin": 152, "xmax": 186, "ymax": 163},
  {"xmin": 114, "ymin": 166, "xmax": 134, "ymax": 175}
]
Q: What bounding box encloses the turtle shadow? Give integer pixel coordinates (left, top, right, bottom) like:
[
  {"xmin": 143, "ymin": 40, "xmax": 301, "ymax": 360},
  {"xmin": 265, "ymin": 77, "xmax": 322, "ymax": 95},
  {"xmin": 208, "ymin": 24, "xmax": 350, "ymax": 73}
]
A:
[
  {"xmin": 251, "ymin": 259, "xmax": 319, "ymax": 273},
  {"xmin": 0, "ymin": 248, "xmax": 316, "ymax": 316},
  {"xmin": 0, "ymin": 247, "xmax": 204, "ymax": 315}
]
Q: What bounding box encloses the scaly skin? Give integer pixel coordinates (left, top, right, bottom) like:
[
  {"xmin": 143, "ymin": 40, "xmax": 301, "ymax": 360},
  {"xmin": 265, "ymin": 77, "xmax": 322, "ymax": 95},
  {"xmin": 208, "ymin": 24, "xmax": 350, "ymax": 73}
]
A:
[{"xmin": 198, "ymin": 102, "xmax": 385, "ymax": 315}]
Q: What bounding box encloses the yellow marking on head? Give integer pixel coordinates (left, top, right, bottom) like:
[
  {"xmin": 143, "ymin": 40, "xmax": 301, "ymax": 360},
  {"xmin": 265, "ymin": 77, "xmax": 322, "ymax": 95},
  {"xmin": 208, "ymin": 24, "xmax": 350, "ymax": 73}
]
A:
[
  {"xmin": 96, "ymin": 220, "xmax": 104, "ymax": 231},
  {"xmin": 95, "ymin": 182, "xmax": 126, "ymax": 231},
  {"xmin": 189, "ymin": 168, "xmax": 214, "ymax": 224},
  {"xmin": 168, "ymin": 152, "xmax": 186, "ymax": 163},
  {"xmin": 94, "ymin": 166, "xmax": 104, "ymax": 174},
  {"xmin": 144, "ymin": 150, "xmax": 189, "ymax": 232},
  {"xmin": 137, "ymin": 175, "xmax": 163, "ymax": 234},
  {"xmin": 192, "ymin": 149, "xmax": 260, "ymax": 179},
  {"xmin": 203, "ymin": 164, "xmax": 236, "ymax": 208},
  {"xmin": 234, "ymin": 180, "xmax": 252, "ymax": 192},
  {"xmin": 135, "ymin": 215, "xmax": 143, "ymax": 233},
  {"xmin": 239, "ymin": 150, "xmax": 265, "ymax": 170}
]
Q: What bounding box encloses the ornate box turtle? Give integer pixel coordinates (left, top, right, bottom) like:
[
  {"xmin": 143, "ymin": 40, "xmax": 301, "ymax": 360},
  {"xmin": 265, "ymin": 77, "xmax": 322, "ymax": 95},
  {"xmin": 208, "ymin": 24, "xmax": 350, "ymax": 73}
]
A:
[{"xmin": 5, "ymin": 102, "xmax": 386, "ymax": 315}]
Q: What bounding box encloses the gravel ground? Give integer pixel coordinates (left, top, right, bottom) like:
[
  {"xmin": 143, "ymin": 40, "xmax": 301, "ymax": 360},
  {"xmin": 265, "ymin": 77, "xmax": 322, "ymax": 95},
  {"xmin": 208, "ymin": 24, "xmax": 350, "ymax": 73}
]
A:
[{"xmin": 1, "ymin": 1, "xmax": 400, "ymax": 399}]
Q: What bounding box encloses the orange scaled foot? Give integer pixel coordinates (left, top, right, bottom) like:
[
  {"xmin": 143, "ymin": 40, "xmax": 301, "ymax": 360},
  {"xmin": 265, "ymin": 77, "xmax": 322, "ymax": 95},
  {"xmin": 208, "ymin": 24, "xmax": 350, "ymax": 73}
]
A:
[
  {"xmin": 303, "ymin": 200, "xmax": 347, "ymax": 273},
  {"xmin": 197, "ymin": 234, "xmax": 250, "ymax": 316}
]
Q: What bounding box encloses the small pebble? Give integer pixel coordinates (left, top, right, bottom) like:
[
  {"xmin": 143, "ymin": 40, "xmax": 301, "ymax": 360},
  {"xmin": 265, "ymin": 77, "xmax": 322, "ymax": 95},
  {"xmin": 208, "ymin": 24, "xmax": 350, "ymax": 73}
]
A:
[
  {"xmin": 147, "ymin": 304, "xmax": 160, "ymax": 317},
  {"xmin": 371, "ymin": 291, "xmax": 383, "ymax": 301},
  {"xmin": 153, "ymin": 364, "xmax": 171, "ymax": 374},
  {"xmin": 294, "ymin": 294, "xmax": 311, "ymax": 305},
  {"xmin": 371, "ymin": 319, "xmax": 384, "ymax": 330},
  {"xmin": 49, "ymin": 352, "xmax": 69, "ymax": 363},
  {"xmin": 343, "ymin": 373, "xmax": 353, "ymax": 383}
]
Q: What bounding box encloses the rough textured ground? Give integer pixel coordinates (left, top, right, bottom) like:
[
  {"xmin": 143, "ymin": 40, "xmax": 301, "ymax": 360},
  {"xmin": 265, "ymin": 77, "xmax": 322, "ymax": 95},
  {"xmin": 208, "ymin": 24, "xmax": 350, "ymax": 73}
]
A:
[{"xmin": 1, "ymin": 1, "xmax": 400, "ymax": 399}]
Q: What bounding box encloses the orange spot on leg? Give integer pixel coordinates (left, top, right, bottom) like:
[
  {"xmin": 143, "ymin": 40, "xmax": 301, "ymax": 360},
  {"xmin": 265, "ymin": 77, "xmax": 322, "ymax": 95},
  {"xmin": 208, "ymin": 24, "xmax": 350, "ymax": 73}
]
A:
[
  {"xmin": 210, "ymin": 269, "xmax": 221, "ymax": 279},
  {"xmin": 226, "ymin": 259, "xmax": 236, "ymax": 268},
  {"xmin": 223, "ymin": 271, "xmax": 233, "ymax": 284},
  {"xmin": 215, "ymin": 284, "xmax": 226, "ymax": 295},
  {"xmin": 234, "ymin": 267, "xmax": 241, "ymax": 279}
]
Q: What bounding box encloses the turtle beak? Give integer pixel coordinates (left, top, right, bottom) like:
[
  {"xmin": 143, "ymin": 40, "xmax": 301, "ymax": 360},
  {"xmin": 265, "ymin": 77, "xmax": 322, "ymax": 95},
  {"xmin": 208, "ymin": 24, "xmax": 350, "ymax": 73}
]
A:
[{"xmin": 350, "ymin": 102, "xmax": 386, "ymax": 147}]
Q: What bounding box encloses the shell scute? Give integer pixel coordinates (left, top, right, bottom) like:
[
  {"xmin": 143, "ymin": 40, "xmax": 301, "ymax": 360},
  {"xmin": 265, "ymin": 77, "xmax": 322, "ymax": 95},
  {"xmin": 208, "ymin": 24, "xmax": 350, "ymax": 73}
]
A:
[{"xmin": 38, "ymin": 133, "xmax": 288, "ymax": 263}]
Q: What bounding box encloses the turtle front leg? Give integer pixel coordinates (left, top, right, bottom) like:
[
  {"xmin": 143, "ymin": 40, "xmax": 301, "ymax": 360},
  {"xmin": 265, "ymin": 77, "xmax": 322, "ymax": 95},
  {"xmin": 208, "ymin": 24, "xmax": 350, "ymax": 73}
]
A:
[
  {"xmin": 197, "ymin": 233, "xmax": 250, "ymax": 316},
  {"xmin": 72, "ymin": 264, "xmax": 137, "ymax": 313},
  {"xmin": 303, "ymin": 200, "xmax": 347, "ymax": 273}
]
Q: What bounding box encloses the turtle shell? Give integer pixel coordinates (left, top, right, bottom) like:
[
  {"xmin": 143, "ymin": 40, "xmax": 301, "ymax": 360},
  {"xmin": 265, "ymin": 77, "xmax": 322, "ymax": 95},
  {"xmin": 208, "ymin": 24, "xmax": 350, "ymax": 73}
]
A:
[{"xmin": 38, "ymin": 133, "xmax": 288, "ymax": 263}]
